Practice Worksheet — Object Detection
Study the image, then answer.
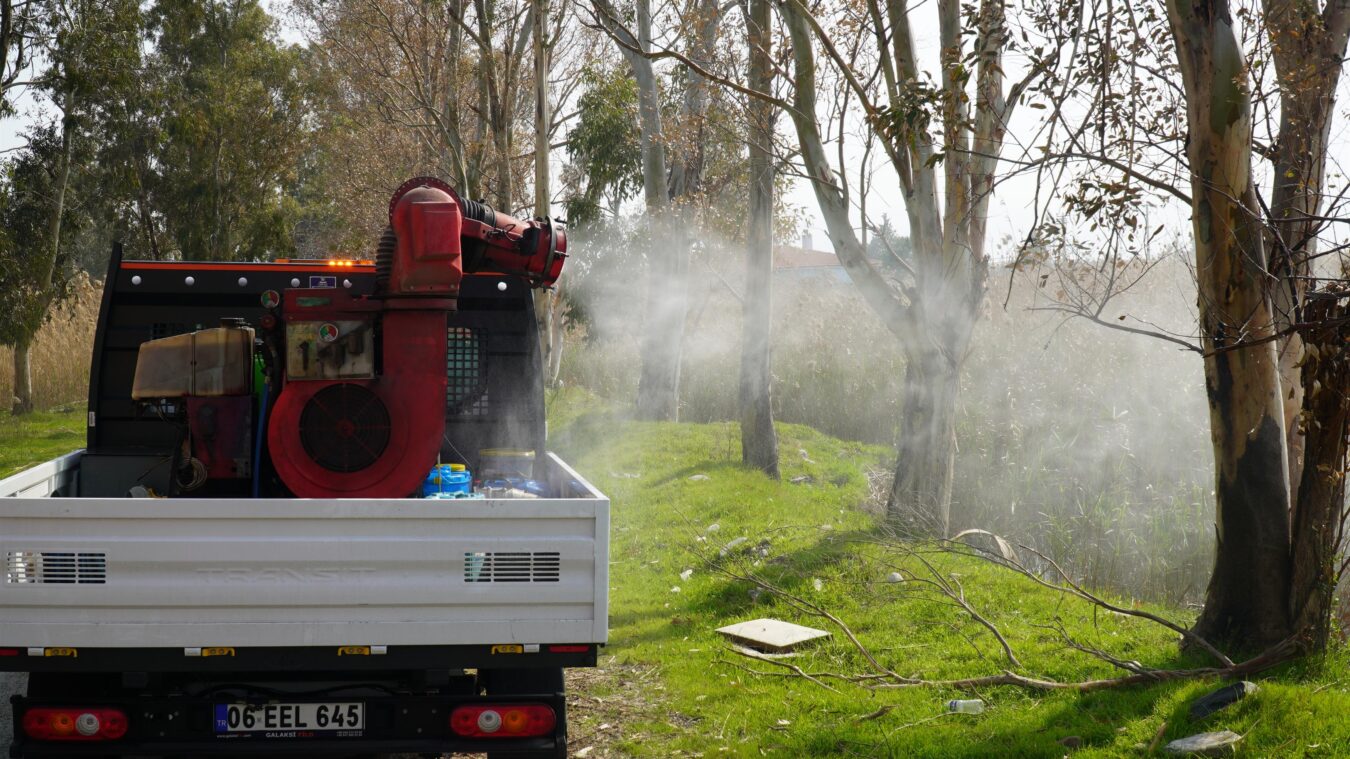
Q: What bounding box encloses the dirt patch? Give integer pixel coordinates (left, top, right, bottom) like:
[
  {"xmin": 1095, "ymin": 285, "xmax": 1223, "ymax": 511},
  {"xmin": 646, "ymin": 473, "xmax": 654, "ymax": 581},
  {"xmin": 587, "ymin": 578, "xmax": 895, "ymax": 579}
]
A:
[{"xmin": 563, "ymin": 657, "xmax": 668, "ymax": 757}]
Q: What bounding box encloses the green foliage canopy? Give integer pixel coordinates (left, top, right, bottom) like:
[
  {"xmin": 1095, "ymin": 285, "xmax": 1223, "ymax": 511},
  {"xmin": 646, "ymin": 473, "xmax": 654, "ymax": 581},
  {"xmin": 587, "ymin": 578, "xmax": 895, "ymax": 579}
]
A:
[
  {"xmin": 564, "ymin": 65, "xmax": 643, "ymax": 226},
  {"xmin": 142, "ymin": 0, "xmax": 310, "ymax": 261}
]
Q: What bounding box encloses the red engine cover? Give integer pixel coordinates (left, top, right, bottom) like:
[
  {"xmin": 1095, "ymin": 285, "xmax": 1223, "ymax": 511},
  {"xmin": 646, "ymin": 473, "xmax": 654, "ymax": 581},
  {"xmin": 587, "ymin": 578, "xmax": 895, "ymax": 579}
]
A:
[
  {"xmin": 268, "ymin": 310, "xmax": 448, "ymax": 498},
  {"xmin": 388, "ymin": 184, "xmax": 464, "ymax": 296}
]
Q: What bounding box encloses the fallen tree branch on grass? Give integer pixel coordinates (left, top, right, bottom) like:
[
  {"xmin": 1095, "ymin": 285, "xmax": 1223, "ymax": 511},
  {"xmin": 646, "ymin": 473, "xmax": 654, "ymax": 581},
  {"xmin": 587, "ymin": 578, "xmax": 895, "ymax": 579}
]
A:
[
  {"xmin": 940, "ymin": 537, "xmax": 1235, "ymax": 668},
  {"xmin": 706, "ymin": 541, "xmax": 1298, "ymax": 700}
]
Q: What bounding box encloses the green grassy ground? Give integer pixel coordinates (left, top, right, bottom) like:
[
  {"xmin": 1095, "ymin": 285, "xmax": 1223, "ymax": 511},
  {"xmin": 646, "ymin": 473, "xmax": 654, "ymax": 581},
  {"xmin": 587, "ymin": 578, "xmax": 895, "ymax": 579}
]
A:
[
  {"xmin": 548, "ymin": 390, "xmax": 1350, "ymax": 758},
  {"xmin": 0, "ymin": 404, "xmax": 85, "ymax": 479},
  {"xmin": 2, "ymin": 395, "xmax": 1347, "ymax": 756}
]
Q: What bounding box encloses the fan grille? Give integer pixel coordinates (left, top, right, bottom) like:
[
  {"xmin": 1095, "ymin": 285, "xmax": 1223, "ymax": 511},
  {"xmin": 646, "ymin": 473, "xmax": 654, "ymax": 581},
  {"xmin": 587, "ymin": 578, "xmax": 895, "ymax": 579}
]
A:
[
  {"xmin": 446, "ymin": 327, "xmax": 487, "ymax": 416},
  {"xmin": 299, "ymin": 383, "xmax": 391, "ymax": 473}
]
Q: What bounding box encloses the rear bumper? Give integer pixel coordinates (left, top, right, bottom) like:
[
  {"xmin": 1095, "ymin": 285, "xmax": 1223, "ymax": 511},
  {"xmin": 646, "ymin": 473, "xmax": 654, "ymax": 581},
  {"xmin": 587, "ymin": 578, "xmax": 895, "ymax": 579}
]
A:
[{"xmin": 10, "ymin": 691, "xmax": 566, "ymax": 758}]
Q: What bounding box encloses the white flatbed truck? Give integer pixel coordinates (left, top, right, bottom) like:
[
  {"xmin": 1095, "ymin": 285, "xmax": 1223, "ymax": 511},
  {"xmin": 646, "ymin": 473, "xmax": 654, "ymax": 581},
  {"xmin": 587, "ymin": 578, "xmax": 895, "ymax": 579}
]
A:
[{"xmin": 0, "ymin": 248, "xmax": 608, "ymax": 758}]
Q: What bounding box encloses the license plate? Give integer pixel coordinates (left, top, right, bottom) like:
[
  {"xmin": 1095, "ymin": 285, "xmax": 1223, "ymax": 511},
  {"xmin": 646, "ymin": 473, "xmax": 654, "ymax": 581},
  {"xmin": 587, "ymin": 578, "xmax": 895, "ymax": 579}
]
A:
[{"xmin": 214, "ymin": 702, "xmax": 364, "ymax": 735}]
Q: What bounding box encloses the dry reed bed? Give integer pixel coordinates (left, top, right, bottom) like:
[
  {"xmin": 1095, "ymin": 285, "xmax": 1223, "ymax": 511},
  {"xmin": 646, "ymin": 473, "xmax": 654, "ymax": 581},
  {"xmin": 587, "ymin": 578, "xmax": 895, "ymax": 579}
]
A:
[{"xmin": 0, "ymin": 276, "xmax": 100, "ymax": 412}]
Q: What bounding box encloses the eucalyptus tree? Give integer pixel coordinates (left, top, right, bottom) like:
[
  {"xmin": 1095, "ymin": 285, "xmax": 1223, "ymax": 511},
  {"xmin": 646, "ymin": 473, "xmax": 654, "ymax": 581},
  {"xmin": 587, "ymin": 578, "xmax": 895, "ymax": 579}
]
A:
[
  {"xmin": 1162, "ymin": 0, "xmax": 1350, "ymax": 650},
  {"xmin": 589, "ymin": 0, "xmax": 732, "ymax": 421},
  {"xmin": 0, "ymin": 0, "xmax": 139, "ymax": 414},
  {"xmin": 739, "ymin": 0, "xmax": 778, "ymax": 476},
  {"xmin": 590, "ymin": 0, "xmax": 681, "ymax": 420},
  {"xmin": 1011, "ymin": 0, "xmax": 1350, "ymax": 649},
  {"xmin": 774, "ymin": 0, "xmax": 1064, "ymax": 534}
]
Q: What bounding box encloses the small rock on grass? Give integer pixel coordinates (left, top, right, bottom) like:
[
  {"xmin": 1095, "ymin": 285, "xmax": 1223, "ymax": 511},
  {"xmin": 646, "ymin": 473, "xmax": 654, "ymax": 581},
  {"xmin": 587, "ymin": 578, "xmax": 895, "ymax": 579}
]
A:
[
  {"xmin": 1189, "ymin": 681, "xmax": 1258, "ymax": 720},
  {"xmin": 1163, "ymin": 730, "xmax": 1242, "ymax": 756},
  {"xmin": 688, "ymin": 474, "xmax": 710, "ymax": 481}
]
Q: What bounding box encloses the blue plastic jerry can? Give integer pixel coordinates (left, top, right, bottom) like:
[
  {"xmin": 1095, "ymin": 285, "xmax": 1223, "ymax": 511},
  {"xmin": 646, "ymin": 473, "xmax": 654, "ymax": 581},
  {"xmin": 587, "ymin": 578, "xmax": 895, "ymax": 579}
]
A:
[{"xmin": 422, "ymin": 463, "xmax": 472, "ymax": 497}]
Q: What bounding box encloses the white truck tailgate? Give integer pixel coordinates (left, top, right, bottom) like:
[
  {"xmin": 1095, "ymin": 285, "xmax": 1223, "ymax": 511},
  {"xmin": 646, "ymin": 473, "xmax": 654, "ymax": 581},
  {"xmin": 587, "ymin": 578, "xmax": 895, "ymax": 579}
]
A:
[{"xmin": 0, "ymin": 452, "xmax": 608, "ymax": 649}]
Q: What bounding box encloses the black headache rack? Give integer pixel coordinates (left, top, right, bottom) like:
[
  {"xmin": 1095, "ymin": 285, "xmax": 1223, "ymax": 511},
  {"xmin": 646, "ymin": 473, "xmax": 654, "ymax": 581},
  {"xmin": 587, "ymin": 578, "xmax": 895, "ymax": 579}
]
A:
[
  {"xmin": 81, "ymin": 244, "xmax": 549, "ymax": 499},
  {"xmin": 10, "ymin": 691, "xmax": 566, "ymax": 758}
]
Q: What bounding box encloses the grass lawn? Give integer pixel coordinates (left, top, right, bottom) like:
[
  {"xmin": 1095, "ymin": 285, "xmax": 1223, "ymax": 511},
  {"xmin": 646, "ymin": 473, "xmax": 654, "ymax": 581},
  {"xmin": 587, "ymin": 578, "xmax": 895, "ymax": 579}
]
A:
[
  {"xmin": 1, "ymin": 394, "xmax": 1346, "ymax": 756},
  {"xmin": 0, "ymin": 404, "xmax": 85, "ymax": 479},
  {"xmin": 548, "ymin": 389, "xmax": 1350, "ymax": 758}
]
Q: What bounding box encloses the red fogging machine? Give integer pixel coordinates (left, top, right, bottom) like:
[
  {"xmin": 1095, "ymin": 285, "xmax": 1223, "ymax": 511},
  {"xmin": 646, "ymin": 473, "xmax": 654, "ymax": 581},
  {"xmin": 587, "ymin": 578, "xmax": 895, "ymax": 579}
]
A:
[{"xmin": 265, "ymin": 177, "xmax": 566, "ymax": 498}]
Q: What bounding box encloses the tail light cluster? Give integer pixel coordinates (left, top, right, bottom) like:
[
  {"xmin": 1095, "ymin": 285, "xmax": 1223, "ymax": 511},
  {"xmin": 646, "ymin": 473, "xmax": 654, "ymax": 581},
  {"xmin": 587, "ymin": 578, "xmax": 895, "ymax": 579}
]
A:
[
  {"xmin": 22, "ymin": 708, "xmax": 128, "ymax": 741},
  {"xmin": 449, "ymin": 703, "xmax": 556, "ymax": 738}
]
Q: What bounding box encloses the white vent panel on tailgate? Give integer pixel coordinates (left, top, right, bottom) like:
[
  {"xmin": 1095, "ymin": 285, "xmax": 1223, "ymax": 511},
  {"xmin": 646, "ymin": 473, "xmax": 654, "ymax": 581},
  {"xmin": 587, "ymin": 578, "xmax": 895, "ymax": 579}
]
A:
[
  {"xmin": 464, "ymin": 551, "xmax": 560, "ymax": 583},
  {"xmin": 6, "ymin": 551, "xmax": 107, "ymax": 584}
]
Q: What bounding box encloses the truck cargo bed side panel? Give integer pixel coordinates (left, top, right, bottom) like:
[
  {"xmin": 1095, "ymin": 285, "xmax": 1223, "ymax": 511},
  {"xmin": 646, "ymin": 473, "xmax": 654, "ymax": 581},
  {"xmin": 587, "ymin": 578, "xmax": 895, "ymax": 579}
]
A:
[{"xmin": 1, "ymin": 456, "xmax": 609, "ymax": 649}]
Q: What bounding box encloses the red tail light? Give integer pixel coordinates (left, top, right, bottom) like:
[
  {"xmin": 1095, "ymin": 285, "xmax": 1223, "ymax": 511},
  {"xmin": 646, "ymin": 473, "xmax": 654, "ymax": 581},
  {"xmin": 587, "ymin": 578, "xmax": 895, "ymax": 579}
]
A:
[
  {"xmin": 449, "ymin": 704, "xmax": 555, "ymax": 738},
  {"xmin": 21, "ymin": 708, "xmax": 128, "ymax": 741}
]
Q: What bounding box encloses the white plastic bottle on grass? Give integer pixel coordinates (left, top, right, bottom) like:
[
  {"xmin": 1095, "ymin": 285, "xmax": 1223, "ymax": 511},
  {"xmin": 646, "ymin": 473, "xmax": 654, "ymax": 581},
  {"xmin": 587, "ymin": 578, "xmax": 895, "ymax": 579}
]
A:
[{"xmin": 947, "ymin": 699, "xmax": 985, "ymax": 714}]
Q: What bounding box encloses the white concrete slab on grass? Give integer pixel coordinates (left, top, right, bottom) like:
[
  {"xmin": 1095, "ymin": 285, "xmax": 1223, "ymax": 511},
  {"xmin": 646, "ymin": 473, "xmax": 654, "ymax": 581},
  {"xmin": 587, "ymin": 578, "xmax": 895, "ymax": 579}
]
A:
[{"xmin": 716, "ymin": 618, "xmax": 830, "ymax": 652}]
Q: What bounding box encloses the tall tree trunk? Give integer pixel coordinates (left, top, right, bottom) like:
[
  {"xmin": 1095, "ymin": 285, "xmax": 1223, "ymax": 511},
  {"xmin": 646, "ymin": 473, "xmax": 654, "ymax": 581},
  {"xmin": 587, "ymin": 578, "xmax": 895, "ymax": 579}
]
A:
[
  {"xmin": 546, "ymin": 288, "xmax": 565, "ymax": 384},
  {"xmin": 739, "ymin": 0, "xmax": 778, "ymax": 477},
  {"xmin": 620, "ymin": 0, "xmax": 684, "ymax": 421},
  {"xmin": 532, "ymin": 0, "xmax": 549, "ymax": 217},
  {"xmin": 14, "ymin": 102, "xmax": 75, "ymax": 416},
  {"xmin": 1167, "ymin": 0, "xmax": 1293, "ymax": 649},
  {"xmin": 440, "ymin": 0, "xmax": 474, "ymax": 196},
  {"xmin": 11, "ymin": 333, "xmax": 33, "ymax": 415},
  {"xmin": 1288, "ymin": 291, "xmax": 1350, "ymax": 652},
  {"xmin": 474, "ymin": 0, "xmax": 513, "ymax": 210},
  {"xmin": 531, "ymin": 0, "xmax": 561, "ymax": 387},
  {"xmin": 881, "ymin": 0, "xmax": 989, "ymax": 536},
  {"xmin": 668, "ymin": 0, "xmax": 718, "ymax": 199},
  {"xmin": 1264, "ymin": 0, "xmax": 1350, "ymax": 511},
  {"xmin": 888, "ymin": 342, "xmax": 958, "ymax": 534}
]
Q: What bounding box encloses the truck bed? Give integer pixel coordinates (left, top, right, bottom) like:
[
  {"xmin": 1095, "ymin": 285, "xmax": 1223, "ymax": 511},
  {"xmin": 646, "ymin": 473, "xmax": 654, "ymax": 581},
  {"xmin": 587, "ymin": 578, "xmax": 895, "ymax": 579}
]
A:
[{"xmin": 0, "ymin": 452, "xmax": 608, "ymax": 654}]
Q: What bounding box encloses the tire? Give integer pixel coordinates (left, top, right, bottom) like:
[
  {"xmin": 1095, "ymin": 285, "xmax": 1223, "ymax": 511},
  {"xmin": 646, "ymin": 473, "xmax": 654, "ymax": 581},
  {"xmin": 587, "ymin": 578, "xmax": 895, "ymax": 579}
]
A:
[
  {"xmin": 1, "ymin": 672, "xmax": 27, "ymax": 757},
  {"xmin": 480, "ymin": 668, "xmax": 566, "ymax": 759}
]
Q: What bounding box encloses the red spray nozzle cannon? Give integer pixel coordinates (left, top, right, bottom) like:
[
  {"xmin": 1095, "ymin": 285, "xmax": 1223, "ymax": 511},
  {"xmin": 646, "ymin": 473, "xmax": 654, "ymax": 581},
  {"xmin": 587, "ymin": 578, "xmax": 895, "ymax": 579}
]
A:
[{"xmin": 381, "ymin": 176, "xmax": 567, "ymax": 298}]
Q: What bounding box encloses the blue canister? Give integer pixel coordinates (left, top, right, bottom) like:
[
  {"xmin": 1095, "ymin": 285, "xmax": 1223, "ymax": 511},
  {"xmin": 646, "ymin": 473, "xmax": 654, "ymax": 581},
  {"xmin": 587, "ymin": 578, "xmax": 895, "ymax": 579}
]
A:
[{"xmin": 423, "ymin": 463, "xmax": 472, "ymax": 497}]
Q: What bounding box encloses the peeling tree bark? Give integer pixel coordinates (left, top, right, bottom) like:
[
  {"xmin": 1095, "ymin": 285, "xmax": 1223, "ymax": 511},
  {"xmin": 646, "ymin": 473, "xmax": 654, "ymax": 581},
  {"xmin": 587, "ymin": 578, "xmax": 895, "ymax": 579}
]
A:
[{"xmin": 1166, "ymin": 0, "xmax": 1293, "ymax": 648}]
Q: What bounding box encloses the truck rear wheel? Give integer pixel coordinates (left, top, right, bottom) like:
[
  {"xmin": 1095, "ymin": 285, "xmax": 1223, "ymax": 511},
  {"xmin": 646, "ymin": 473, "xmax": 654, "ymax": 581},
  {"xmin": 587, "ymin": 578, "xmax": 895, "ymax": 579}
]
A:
[
  {"xmin": 1, "ymin": 672, "xmax": 26, "ymax": 754},
  {"xmin": 479, "ymin": 667, "xmax": 566, "ymax": 759}
]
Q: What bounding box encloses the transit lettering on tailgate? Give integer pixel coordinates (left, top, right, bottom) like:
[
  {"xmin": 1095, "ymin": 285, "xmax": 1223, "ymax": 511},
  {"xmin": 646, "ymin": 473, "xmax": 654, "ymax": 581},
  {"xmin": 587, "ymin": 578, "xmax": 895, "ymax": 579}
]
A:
[{"xmin": 214, "ymin": 702, "xmax": 364, "ymax": 737}]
